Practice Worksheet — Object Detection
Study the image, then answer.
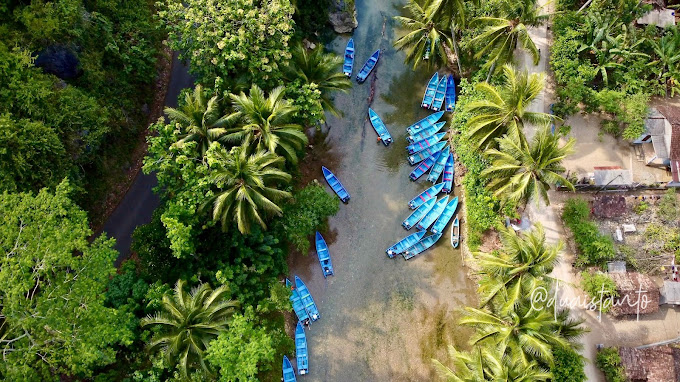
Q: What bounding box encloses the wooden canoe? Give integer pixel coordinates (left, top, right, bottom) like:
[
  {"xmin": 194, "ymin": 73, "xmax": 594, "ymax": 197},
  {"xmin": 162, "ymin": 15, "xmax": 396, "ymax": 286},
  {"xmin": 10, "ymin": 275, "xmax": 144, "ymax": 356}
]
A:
[
  {"xmin": 406, "ymin": 111, "xmax": 444, "ymax": 135},
  {"xmin": 408, "ymin": 183, "xmax": 444, "ymax": 209},
  {"xmin": 286, "ymin": 278, "xmax": 310, "ymax": 324},
  {"xmin": 416, "ymin": 196, "xmax": 449, "ymax": 231},
  {"xmin": 343, "ymin": 38, "xmax": 355, "ymax": 77},
  {"xmin": 356, "ymin": 49, "xmax": 380, "ymax": 83},
  {"xmin": 402, "ymin": 197, "xmax": 435, "ymax": 230},
  {"xmin": 295, "ymin": 276, "xmax": 320, "ymax": 321},
  {"xmin": 368, "ymin": 108, "xmax": 393, "ymax": 145},
  {"xmin": 421, "ymin": 73, "xmax": 439, "ymax": 108},
  {"xmin": 409, "ymin": 151, "xmax": 440, "ymax": 181},
  {"xmin": 322, "ymin": 166, "xmax": 350, "ymax": 203},
  {"xmin": 430, "ymin": 76, "xmax": 447, "ymax": 111},
  {"xmin": 295, "ymin": 322, "xmax": 309, "ymax": 375},
  {"xmin": 315, "ymin": 232, "xmax": 334, "ymax": 277},
  {"xmin": 445, "ymin": 74, "xmax": 456, "ymax": 112},
  {"xmin": 283, "ymin": 355, "xmax": 297, "ymax": 382},
  {"xmin": 408, "ymin": 142, "xmax": 446, "ymax": 165},
  {"xmin": 407, "ymin": 121, "xmax": 446, "ymax": 143},
  {"xmin": 451, "ymin": 216, "xmax": 460, "ymax": 248},
  {"xmin": 431, "ymin": 197, "xmax": 459, "ymax": 234},
  {"xmin": 442, "ymin": 153, "xmax": 454, "ymax": 193},
  {"xmin": 403, "ymin": 232, "xmax": 443, "ymax": 260},
  {"xmin": 386, "ymin": 230, "xmax": 426, "ymax": 258},
  {"xmin": 406, "ymin": 132, "xmax": 445, "ymax": 155},
  {"xmin": 427, "ymin": 146, "xmax": 450, "ymax": 183}
]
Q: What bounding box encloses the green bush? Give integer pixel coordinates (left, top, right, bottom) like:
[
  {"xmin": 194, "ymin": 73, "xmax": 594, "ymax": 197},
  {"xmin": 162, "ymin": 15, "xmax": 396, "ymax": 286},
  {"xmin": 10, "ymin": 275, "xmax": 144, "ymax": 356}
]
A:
[
  {"xmin": 596, "ymin": 348, "xmax": 627, "ymax": 382},
  {"xmin": 562, "ymin": 199, "xmax": 616, "ymax": 266},
  {"xmin": 581, "ymin": 272, "xmax": 618, "ymax": 313},
  {"xmin": 552, "ymin": 346, "xmax": 586, "ymax": 382},
  {"xmin": 633, "ymin": 200, "xmax": 649, "ymax": 214},
  {"xmin": 658, "ymin": 188, "xmax": 679, "ymax": 222}
]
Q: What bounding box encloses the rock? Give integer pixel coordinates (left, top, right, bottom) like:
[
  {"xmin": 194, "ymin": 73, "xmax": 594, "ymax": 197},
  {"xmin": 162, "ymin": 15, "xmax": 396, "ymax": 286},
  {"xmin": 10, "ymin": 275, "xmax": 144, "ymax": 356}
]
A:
[
  {"xmin": 34, "ymin": 45, "xmax": 81, "ymax": 80},
  {"xmin": 329, "ymin": 0, "xmax": 358, "ymax": 34},
  {"xmin": 302, "ymin": 39, "xmax": 317, "ymax": 50}
]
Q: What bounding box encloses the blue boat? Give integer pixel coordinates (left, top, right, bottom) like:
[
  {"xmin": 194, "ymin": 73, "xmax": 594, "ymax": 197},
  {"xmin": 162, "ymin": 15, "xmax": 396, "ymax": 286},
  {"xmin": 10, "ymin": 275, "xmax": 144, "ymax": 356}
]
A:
[
  {"xmin": 445, "ymin": 75, "xmax": 456, "ymax": 112},
  {"xmin": 407, "ymin": 111, "xmax": 444, "ymax": 135},
  {"xmin": 343, "ymin": 38, "xmax": 355, "ymax": 77},
  {"xmin": 368, "ymin": 108, "xmax": 393, "ymax": 145},
  {"xmin": 322, "ymin": 166, "xmax": 350, "ymax": 203},
  {"xmin": 442, "ymin": 153, "xmax": 454, "ymax": 193},
  {"xmin": 416, "ymin": 196, "xmax": 449, "ymax": 231},
  {"xmin": 315, "ymin": 232, "xmax": 334, "ymax": 277},
  {"xmin": 283, "ymin": 355, "xmax": 297, "ymax": 382},
  {"xmin": 407, "ymin": 121, "xmax": 446, "ymax": 143},
  {"xmin": 295, "ymin": 322, "xmax": 309, "ymax": 375},
  {"xmin": 386, "ymin": 230, "xmax": 426, "ymax": 258},
  {"xmin": 356, "ymin": 49, "xmax": 380, "ymax": 83},
  {"xmin": 286, "ymin": 278, "xmax": 310, "ymax": 324},
  {"xmin": 421, "ymin": 73, "xmax": 439, "ymax": 108},
  {"xmin": 409, "ymin": 152, "xmax": 440, "ymax": 181},
  {"xmin": 431, "ymin": 196, "xmax": 459, "ymax": 234},
  {"xmin": 403, "ymin": 233, "xmax": 443, "ymax": 260},
  {"xmin": 408, "ymin": 183, "xmax": 444, "ymax": 209},
  {"xmin": 451, "ymin": 217, "xmax": 460, "ymax": 248},
  {"xmin": 408, "ymin": 142, "xmax": 446, "ymax": 165},
  {"xmin": 295, "ymin": 276, "xmax": 320, "ymax": 321},
  {"xmin": 407, "ymin": 132, "xmax": 445, "ymax": 154},
  {"xmin": 427, "ymin": 146, "xmax": 450, "ymax": 183},
  {"xmin": 402, "ymin": 197, "xmax": 436, "ymax": 230},
  {"xmin": 430, "ymin": 77, "xmax": 447, "ymax": 111}
]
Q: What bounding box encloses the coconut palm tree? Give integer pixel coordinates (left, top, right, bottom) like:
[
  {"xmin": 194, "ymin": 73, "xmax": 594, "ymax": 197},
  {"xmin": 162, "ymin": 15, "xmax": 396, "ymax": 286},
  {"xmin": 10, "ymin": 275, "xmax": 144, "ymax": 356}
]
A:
[
  {"xmin": 465, "ymin": 65, "xmax": 552, "ymax": 149},
  {"xmin": 394, "ymin": 0, "xmax": 454, "ymax": 69},
  {"xmin": 481, "ymin": 126, "xmax": 575, "ymax": 207},
  {"xmin": 470, "ymin": 0, "xmax": 548, "ymax": 79},
  {"xmin": 164, "ymin": 84, "xmax": 238, "ymax": 156},
  {"xmin": 461, "ymin": 299, "xmax": 582, "ymax": 367},
  {"xmin": 141, "ymin": 280, "xmax": 238, "ymax": 377},
  {"xmin": 476, "ymin": 224, "xmax": 561, "ymax": 308},
  {"xmin": 647, "ymin": 28, "xmax": 680, "ymax": 97},
  {"xmin": 432, "ymin": 345, "xmax": 551, "ymax": 381},
  {"xmin": 224, "ymin": 85, "xmax": 308, "ymax": 164},
  {"xmin": 284, "ymin": 43, "xmax": 352, "ymax": 116},
  {"xmin": 205, "ymin": 144, "xmax": 292, "ymax": 234}
]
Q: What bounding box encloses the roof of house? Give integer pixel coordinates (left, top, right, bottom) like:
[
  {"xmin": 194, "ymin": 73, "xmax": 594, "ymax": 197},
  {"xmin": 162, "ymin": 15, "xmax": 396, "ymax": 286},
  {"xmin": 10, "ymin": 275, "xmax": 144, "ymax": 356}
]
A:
[
  {"xmin": 619, "ymin": 346, "xmax": 680, "ymax": 382},
  {"xmin": 608, "ymin": 261, "xmax": 627, "ymax": 273},
  {"xmin": 593, "ymin": 169, "xmax": 633, "ymax": 186},
  {"xmin": 637, "ymin": 8, "xmax": 676, "ymax": 27},
  {"xmin": 608, "ymin": 272, "xmax": 660, "ymax": 315},
  {"xmin": 660, "ymin": 281, "xmax": 680, "ymax": 305}
]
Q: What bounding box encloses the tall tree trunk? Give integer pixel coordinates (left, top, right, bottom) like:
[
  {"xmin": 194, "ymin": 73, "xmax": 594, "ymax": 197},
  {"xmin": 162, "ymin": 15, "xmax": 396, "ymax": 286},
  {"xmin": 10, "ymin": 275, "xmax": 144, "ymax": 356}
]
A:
[
  {"xmin": 486, "ymin": 61, "xmax": 497, "ymax": 82},
  {"xmin": 450, "ymin": 23, "xmax": 464, "ymax": 76}
]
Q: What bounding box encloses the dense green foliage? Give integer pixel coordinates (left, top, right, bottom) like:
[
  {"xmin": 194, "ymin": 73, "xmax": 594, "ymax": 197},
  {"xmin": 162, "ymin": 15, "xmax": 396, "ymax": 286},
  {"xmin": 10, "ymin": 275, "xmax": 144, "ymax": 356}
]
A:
[
  {"xmin": 0, "ymin": 0, "xmax": 161, "ymax": 218},
  {"xmin": 551, "ymin": 346, "xmax": 587, "ymax": 382},
  {"xmin": 581, "ymin": 272, "xmax": 619, "ymax": 313},
  {"xmin": 562, "ymin": 198, "xmax": 616, "ymax": 266},
  {"xmin": 0, "ymin": 181, "xmax": 133, "ymax": 380},
  {"xmin": 596, "ymin": 348, "xmax": 627, "ymax": 382}
]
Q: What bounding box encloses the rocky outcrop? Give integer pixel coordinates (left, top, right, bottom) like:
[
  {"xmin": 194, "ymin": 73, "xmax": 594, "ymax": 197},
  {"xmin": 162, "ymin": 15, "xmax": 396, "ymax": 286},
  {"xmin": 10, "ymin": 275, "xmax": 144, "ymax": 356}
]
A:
[
  {"xmin": 329, "ymin": 0, "xmax": 357, "ymax": 34},
  {"xmin": 34, "ymin": 45, "xmax": 81, "ymax": 80}
]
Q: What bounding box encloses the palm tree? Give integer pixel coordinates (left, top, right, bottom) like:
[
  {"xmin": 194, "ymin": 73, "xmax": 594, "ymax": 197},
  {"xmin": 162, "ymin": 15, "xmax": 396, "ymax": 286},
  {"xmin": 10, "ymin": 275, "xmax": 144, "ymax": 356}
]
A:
[
  {"xmin": 476, "ymin": 224, "xmax": 561, "ymax": 308},
  {"xmin": 647, "ymin": 28, "xmax": 680, "ymax": 97},
  {"xmin": 164, "ymin": 84, "xmax": 238, "ymax": 156},
  {"xmin": 460, "ymin": 299, "xmax": 582, "ymax": 367},
  {"xmin": 141, "ymin": 280, "xmax": 238, "ymax": 377},
  {"xmin": 224, "ymin": 85, "xmax": 308, "ymax": 164},
  {"xmin": 465, "ymin": 65, "xmax": 552, "ymax": 149},
  {"xmin": 481, "ymin": 126, "xmax": 575, "ymax": 207},
  {"xmin": 423, "ymin": 0, "xmax": 469, "ymax": 75},
  {"xmin": 432, "ymin": 345, "xmax": 551, "ymax": 381},
  {"xmin": 470, "ymin": 0, "xmax": 548, "ymax": 79},
  {"xmin": 206, "ymin": 144, "xmax": 292, "ymax": 234},
  {"xmin": 284, "ymin": 43, "xmax": 352, "ymax": 116},
  {"xmin": 394, "ymin": 0, "xmax": 454, "ymax": 70}
]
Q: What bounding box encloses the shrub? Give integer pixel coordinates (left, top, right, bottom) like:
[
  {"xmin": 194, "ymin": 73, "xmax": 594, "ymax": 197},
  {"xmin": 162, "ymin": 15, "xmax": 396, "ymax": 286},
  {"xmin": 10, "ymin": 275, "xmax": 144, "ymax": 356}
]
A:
[
  {"xmin": 552, "ymin": 346, "xmax": 586, "ymax": 382},
  {"xmin": 633, "ymin": 200, "xmax": 649, "ymax": 214},
  {"xmin": 596, "ymin": 348, "xmax": 627, "ymax": 382},
  {"xmin": 658, "ymin": 188, "xmax": 679, "ymax": 222},
  {"xmin": 581, "ymin": 272, "xmax": 618, "ymax": 313},
  {"xmin": 562, "ymin": 199, "xmax": 616, "ymax": 266}
]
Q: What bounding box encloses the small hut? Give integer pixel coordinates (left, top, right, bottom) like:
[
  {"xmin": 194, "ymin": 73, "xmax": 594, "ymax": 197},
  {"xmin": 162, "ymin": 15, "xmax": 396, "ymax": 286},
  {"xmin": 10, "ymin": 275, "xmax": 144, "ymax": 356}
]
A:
[
  {"xmin": 608, "ymin": 272, "xmax": 660, "ymax": 316},
  {"xmin": 618, "ymin": 345, "xmax": 680, "ymax": 381}
]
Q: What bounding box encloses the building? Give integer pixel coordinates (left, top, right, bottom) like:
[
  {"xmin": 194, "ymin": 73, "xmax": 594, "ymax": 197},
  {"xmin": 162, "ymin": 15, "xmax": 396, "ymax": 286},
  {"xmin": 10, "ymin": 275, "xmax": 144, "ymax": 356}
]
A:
[
  {"xmin": 660, "ymin": 281, "xmax": 680, "ymax": 305},
  {"xmin": 636, "ymin": 0, "xmax": 676, "ymax": 28},
  {"xmin": 618, "ymin": 345, "xmax": 680, "ymax": 382},
  {"xmin": 608, "ymin": 272, "xmax": 660, "ymax": 316},
  {"xmin": 634, "ymin": 106, "xmax": 680, "ymax": 186},
  {"xmin": 593, "ymin": 167, "xmax": 633, "ymax": 187}
]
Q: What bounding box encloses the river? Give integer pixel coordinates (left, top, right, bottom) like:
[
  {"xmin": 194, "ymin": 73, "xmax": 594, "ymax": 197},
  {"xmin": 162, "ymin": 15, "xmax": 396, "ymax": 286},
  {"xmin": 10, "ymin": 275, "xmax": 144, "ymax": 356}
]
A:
[{"xmin": 287, "ymin": 0, "xmax": 477, "ymax": 380}]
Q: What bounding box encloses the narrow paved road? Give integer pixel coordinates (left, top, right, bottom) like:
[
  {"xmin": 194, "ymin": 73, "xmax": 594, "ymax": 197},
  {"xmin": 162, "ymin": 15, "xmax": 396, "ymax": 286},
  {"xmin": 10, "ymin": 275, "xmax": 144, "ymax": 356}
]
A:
[{"xmin": 99, "ymin": 52, "xmax": 194, "ymax": 265}]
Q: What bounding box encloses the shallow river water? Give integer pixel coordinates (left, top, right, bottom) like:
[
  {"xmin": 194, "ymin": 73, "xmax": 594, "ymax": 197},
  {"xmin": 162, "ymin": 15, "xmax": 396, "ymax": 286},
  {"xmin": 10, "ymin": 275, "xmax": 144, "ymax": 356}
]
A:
[{"xmin": 287, "ymin": 0, "xmax": 478, "ymax": 380}]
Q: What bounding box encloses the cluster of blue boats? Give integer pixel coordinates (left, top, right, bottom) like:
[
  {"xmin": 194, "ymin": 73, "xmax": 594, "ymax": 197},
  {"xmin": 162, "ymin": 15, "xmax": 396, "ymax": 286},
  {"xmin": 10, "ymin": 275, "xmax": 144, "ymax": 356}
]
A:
[
  {"xmin": 422, "ymin": 72, "xmax": 456, "ymax": 112},
  {"xmin": 343, "ymin": 38, "xmax": 380, "ymax": 84},
  {"xmin": 283, "ymin": 231, "xmax": 335, "ymax": 380}
]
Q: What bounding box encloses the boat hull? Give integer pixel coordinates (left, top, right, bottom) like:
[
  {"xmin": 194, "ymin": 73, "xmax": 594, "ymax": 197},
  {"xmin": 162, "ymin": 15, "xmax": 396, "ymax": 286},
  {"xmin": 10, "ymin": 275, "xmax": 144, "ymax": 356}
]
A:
[
  {"xmin": 408, "ymin": 142, "xmax": 446, "ymax": 165},
  {"xmin": 431, "ymin": 197, "xmax": 459, "ymax": 234},
  {"xmin": 295, "ymin": 323, "xmax": 309, "ymax": 375},
  {"xmin": 421, "ymin": 73, "xmax": 439, "ymax": 108},
  {"xmin": 356, "ymin": 49, "xmax": 380, "ymax": 83},
  {"xmin": 427, "ymin": 147, "xmax": 450, "ymax": 183},
  {"xmin": 343, "ymin": 38, "xmax": 355, "ymax": 77},
  {"xmin": 368, "ymin": 108, "xmax": 393, "ymax": 145},
  {"xmin": 283, "ymin": 355, "xmax": 297, "ymax": 382},
  {"xmin": 315, "ymin": 232, "xmax": 334, "ymax": 277},
  {"xmin": 403, "ymin": 233, "xmax": 443, "ymax": 260},
  {"xmin": 409, "ymin": 152, "xmax": 440, "ymax": 181},
  {"xmin": 407, "ymin": 132, "xmax": 445, "ymax": 154},
  {"xmin": 322, "ymin": 166, "xmax": 350, "ymax": 203},
  {"xmin": 286, "ymin": 278, "xmax": 310, "ymax": 324},
  {"xmin": 402, "ymin": 198, "xmax": 435, "ymax": 230},
  {"xmin": 295, "ymin": 276, "xmax": 320, "ymax": 321},
  {"xmin": 407, "ymin": 121, "xmax": 446, "ymax": 143},
  {"xmin": 406, "ymin": 111, "xmax": 444, "ymax": 135},
  {"xmin": 445, "ymin": 74, "xmax": 456, "ymax": 112},
  {"xmin": 408, "ymin": 183, "xmax": 444, "ymax": 209},
  {"xmin": 430, "ymin": 77, "xmax": 447, "ymax": 111},
  {"xmin": 442, "ymin": 153, "xmax": 454, "ymax": 193},
  {"xmin": 416, "ymin": 196, "xmax": 449, "ymax": 231},
  {"xmin": 451, "ymin": 217, "xmax": 460, "ymax": 248}
]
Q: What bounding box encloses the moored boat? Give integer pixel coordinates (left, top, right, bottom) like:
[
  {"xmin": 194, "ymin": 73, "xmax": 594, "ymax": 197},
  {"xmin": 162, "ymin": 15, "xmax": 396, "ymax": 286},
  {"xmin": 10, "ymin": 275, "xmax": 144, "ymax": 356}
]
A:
[
  {"xmin": 421, "ymin": 73, "xmax": 439, "ymax": 108},
  {"xmin": 408, "ymin": 142, "xmax": 446, "ymax": 165},
  {"xmin": 402, "ymin": 197, "xmax": 436, "ymax": 230},
  {"xmin": 406, "ymin": 132, "xmax": 446, "ymax": 154},
  {"xmin": 283, "ymin": 355, "xmax": 297, "ymax": 382},
  {"xmin": 451, "ymin": 217, "xmax": 460, "ymax": 248},
  {"xmin": 445, "ymin": 75, "xmax": 456, "ymax": 112},
  {"xmin": 427, "ymin": 146, "xmax": 450, "ymax": 183},
  {"xmin": 430, "ymin": 77, "xmax": 447, "ymax": 111},
  {"xmin": 368, "ymin": 108, "xmax": 393, "ymax": 145},
  {"xmin": 416, "ymin": 196, "xmax": 449, "ymax": 231},
  {"xmin": 295, "ymin": 322, "xmax": 309, "ymax": 375},
  {"xmin": 343, "ymin": 38, "xmax": 355, "ymax": 77},
  {"xmin": 315, "ymin": 232, "xmax": 334, "ymax": 277},
  {"xmin": 286, "ymin": 278, "xmax": 310, "ymax": 324},
  {"xmin": 322, "ymin": 166, "xmax": 350, "ymax": 203},
  {"xmin": 386, "ymin": 230, "xmax": 426, "ymax": 258},
  {"xmin": 356, "ymin": 49, "xmax": 380, "ymax": 83},
  {"xmin": 295, "ymin": 276, "xmax": 320, "ymax": 321},
  {"xmin": 409, "ymin": 152, "xmax": 440, "ymax": 181},
  {"xmin": 442, "ymin": 153, "xmax": 454, "ymax": 193},
  {"xmin": 431, "ymin": 197, "xmax": 459, "ymax": 234},
  {"xmin": 403, "ymin": 232, "xmax": 443, "ymax": 260},
  {"xmin": 406, "ymin": 111, "xmax": 444, "ymax": 135},
  {"xmin": 407, "ymin": 121, "xmax": 446, "ymax": 143},
  {"xmin": 408, "ymin": 183, "xmax": 444, "ymax": 209}
]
